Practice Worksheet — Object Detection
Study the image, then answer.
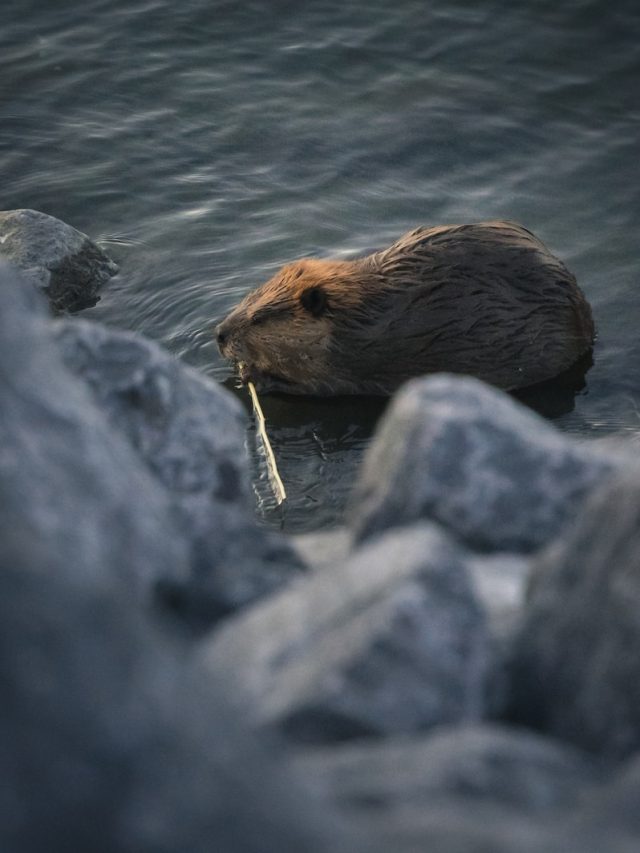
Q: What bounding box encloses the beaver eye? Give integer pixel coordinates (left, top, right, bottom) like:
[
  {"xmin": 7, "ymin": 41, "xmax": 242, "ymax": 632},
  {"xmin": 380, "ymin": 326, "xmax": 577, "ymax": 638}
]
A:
[{"xmin": 300, "ymin": 286, "xmax": 327, "ymax": 318}]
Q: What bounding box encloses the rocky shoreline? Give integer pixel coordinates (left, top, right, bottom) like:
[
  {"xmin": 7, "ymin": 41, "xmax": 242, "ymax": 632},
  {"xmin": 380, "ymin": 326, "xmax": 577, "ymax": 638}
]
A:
[{"xmin": 2, "ymin": 210, "xmax": 640, "ymax": 852}]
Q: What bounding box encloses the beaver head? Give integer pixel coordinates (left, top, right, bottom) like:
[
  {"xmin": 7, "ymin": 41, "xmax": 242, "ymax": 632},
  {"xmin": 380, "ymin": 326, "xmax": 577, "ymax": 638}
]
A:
[
  {"xmin": 215, "ymin": 256, "xmax": 393, "ymax": 395},
  {"xmin": 215, "ymin": 222, "xmax": 594, "ymax": 396}
]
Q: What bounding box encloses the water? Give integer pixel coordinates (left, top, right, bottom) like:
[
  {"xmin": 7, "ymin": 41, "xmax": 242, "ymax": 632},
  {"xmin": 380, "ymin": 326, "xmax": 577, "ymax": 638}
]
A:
[{"xmin": 3, "ymin": 0, "xmax": 639, "ymax": 532}]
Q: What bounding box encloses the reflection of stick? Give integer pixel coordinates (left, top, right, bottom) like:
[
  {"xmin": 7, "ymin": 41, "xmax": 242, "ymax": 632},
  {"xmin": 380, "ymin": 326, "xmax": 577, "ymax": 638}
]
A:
[{"xmin": 247, "ymin": 380, "xmax": 287, "ymax": 506}]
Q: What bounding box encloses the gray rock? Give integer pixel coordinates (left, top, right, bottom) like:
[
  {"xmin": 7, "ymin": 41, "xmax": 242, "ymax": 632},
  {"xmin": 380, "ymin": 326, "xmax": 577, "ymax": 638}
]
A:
[
  {"xmin": 54, "ymin": 318, "xmax": 305, "ymax": 626},
  {"xmin": 0, "ymin": 476, "xmax": 353, "ymax": 853},
  {"xmin": 349, "ymin": 375, "xmax": 618, "ymax": 554},
  {"xmin": 305, "ymin": 733, "xmax": 607, "ymax": 853},
  {"xmin": 465, "ymin": 553, "xmax": 533, "ymax": 717},
  {"xmin": 0, "ymin": 261, "xmax": 187, "ymax": 598},
  {"xmin": 200, "ymin": 524, "xmax": 490, "ymax": 742},
  {"xmin": 298, "ymin": 724, "xmax": 640, "ymax": 853},
  {"xmin": 0, "ymin": 208, "xmax": 118, "ymax": 312},
  {"xmin": 0, "ymin": 261, "xmax": 357, "ymax": 853},
  {"xmin": 291, "ymin": 527, "xmax": 352, "ymax": 570},
  {"xmin": 348, "ymin": 802, "xmax": 636, "ymax": 853},
  {"xmin": 296, "ymin": 723, "xmax": 599, "ymax": 816},
  {"xmin": 506, "ymin": 471, "xmax": 640, "ymax": 761},
  {"xmin": 467, "ymin": 553, "xmax": 531, "ymax": 642},
  {"xmin": 573, "ymin": 752, "xmax": 640, "ymax": 840}
]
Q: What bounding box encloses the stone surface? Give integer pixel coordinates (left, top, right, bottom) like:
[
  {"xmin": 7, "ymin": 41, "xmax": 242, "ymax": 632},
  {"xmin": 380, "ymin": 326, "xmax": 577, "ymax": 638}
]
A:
[
  {"xmin": 349, "ymin": 803, "xmax": 637, "ymax": 853},
  {"xmin": 0, "ymin": 261, "xmax": 357, "ymax": 853},
  {"xmin": 296, "ymin": 723, "xmax": 599, "ymax": 816},
  {"xmin": 574, "ymin": 753, "xmax": 640, "ymax": 841},
  {"xmin": 466, "ymin": 553, "xmax": 531, "ymax": 642},
  {"xmin": 54, "ymin": 318, "xmax": 305, "ymax": 625},
  {"xmin": 506, "ymin": 472, "xmax": 640, "ymax": 761},
  {"xmin": 0, "ymin": 208, "xmax": 118, "ymax": 312},
  {"xmin": 349, "ymin": 375, "xmax": 619, "ymax": 554},
  {"xmin": 0, "ymin": 261, "xmax": 187, "ymax": 599},
  {"xmin": 291, "ymin": 527, "xmax": 352, "ymax": 570},
  {"xmin": 0, "ymin": 479, "xmax": 353, "ymax": 853},
  {"xmin": 201, "ymin": 524, "xmax": 490, "ymax": 742}
]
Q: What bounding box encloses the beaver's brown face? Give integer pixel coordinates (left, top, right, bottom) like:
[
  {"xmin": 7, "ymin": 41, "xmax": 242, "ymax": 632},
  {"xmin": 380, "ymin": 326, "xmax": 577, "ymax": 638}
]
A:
[{"xmin": 215, "ymin": 258, "xmax": 364, "ymax": 394}]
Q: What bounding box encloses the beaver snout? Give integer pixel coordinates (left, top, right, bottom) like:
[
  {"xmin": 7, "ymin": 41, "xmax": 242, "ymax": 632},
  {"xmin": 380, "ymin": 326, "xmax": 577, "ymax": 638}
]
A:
[
  {"xmin": 214, "ymin": 322, "xmax": 226, "ymax": 351},
  {"xmin": 214, "ymin": 316, "xmax": 237, "ymax": 355}
]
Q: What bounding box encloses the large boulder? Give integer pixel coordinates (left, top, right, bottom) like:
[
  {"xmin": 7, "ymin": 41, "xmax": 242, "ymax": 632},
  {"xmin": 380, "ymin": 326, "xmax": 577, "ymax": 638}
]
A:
[
  {"xmin": 0, "ymin": 208, "xmax": 118, "ymax": 312},
  {"xmin": 350, "ymin": 375, "xmax": 619, "ymax": 554},
  {"xmin": 0, "ymin": 473, "xmax": 353, "ymax": 853},
  {"xmin": 0, "ymin": 263, "xmax": 353, "ymax": 852},
  {"xmin": 54, "ymin": 318, "xmax": 305, "ymax": 626},
  {"xmin": 200, "ymin": 524, "xmax": 490, "ymax": 742},
  {"xmin": 0, "ymin": 261, "xmax": 187, "ymax": 599},
  {"xmin": 506, "ymin": 472, "xmax": 640, "ymax": 761}
]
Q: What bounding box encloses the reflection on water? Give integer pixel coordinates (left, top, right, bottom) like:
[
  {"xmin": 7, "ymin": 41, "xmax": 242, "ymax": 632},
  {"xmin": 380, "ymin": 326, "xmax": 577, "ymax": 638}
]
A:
[{"xmin": 2, "ymin": 0, "xmax": 639, "ymax": 530}]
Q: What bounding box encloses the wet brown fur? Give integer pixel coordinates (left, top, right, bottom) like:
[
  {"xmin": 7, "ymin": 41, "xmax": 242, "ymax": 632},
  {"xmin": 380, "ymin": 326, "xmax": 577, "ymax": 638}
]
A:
[{"xmin": 216, "ymin": 221, "xmax": 595, "ymax": 395}]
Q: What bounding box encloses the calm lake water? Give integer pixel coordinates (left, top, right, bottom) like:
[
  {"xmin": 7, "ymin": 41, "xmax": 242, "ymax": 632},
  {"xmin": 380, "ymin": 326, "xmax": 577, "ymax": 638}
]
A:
[{"xmin": 3, "ymin": 0, "xmax": 639, "ymax": 531}]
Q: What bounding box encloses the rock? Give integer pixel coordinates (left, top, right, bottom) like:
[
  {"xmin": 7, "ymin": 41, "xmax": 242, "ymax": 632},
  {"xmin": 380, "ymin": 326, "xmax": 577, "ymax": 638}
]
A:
[
  {"xmin": 295, "ymin": 723, "xmax": 599, "ymax": 817},
  {"xmin": 291, "ymin": 527, "xmax": 352, "ymax": 570},
  {"xmin": 348, "ymin": 803, "xmax": 635, "ymax": 853},
  {"xmin": 350, "ymin": 375, "xmax": 619, "ymax": 554},
  {"xmin": 506, "ymin": 472, "xmax": 640, "ymax": 761},
  {"xmin": 573, "ymin": 753, "xmax": 640, "ymax": 841},
  {"xmin": 466, "ymin": 552, "xmax": 531, "ymax": 643},
  {"xmin": 200, "ymin": 524, "xmax": 490, "ymax": 742},
  {"xmin": 0, "ymin": 208, "xmax": 118, "ymax": 312},
  {"xmin": 54, "ymin": 318, "xmax": 305, "ymax": 626},
  {"xmin": 298, "ymin": 723, "xmax": 640, "ymax": 853},
  {"xmin": 0, "ymin": 261, "xmax": 187, "ymax": 599},
  {"xmin": 465, "ymin": 552, "xmax": 533, "ymax": 717},
  {"xmin": 0, "ymin": 261, "xmax": 357, "ymax": 853},
  {"xmin": 0, "ymin": 476, "xmax": 354, "ymax": 853}
]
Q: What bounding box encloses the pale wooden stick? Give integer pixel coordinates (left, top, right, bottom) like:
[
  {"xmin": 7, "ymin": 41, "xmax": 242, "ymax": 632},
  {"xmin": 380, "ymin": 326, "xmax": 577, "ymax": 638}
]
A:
[{"xmin": 247, "ymin": 380, "xmax": 287, "ymax": 506}]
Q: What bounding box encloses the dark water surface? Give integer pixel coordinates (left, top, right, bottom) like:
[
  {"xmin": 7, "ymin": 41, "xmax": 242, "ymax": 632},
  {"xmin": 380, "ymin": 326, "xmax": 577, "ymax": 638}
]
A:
[{"xmin": 3, "ymin": 0, "xmax": 639, "ymax": 531}]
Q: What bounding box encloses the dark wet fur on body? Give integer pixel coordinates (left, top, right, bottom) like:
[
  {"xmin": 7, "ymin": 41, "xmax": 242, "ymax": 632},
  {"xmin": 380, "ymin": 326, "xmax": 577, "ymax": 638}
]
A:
[{"xmin": 216, "ymin": 221, "xmax": 594, "ymax": 396}]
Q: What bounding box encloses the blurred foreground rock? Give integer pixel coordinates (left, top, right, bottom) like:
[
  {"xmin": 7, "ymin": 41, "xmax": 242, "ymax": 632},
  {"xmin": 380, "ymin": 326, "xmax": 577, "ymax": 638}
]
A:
[
  {"xmin": 54, "ymin": 319, "xmax": 304, "ymax": 626},
  {"xmin": 0, "ymin": 262, "xmax": 353, "ymax": 852},
  {"xmin": 0, "ymin": 208, "xmax": 118, "ymax": 311},
  {"xmin": 0, "ymin": 261, "xmax": 187, "ymax": 599},
  {"xmin": 0, "ymin": 507, "xmax": 350, "ymax": 853},
  {"xmin": 507, "ymin": 473, "xmax": 640, "ymax": 761},
  {"xmin": 201, "ymin": 525, "xmax": 490, "ymax": 742},
  {"xmin": 296, "ymin": 723, "xmax": 599, "ymax": 816},
  {"xmin": 350, "ymin": 375, "xmax": 619, "ymax": 553}
]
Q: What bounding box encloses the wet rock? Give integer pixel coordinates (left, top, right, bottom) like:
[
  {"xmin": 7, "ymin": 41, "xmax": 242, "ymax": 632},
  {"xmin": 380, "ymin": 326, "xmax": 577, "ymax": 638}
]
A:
[
  {"xmin": 296, "ymin": 723, "xmax": 599, "ymax": 817},
  {"xmin": 0, "ymin": 208, "xmax": 118, "ymax": 312},
  {"xmin": 350, "ymin": 375, "xmax": 618, "ymax": 554},
  {"xmin": 54, "ymin": 318, "xmax": 305, "ymax": 626},
  {"xmin": 506, "ymin": 472, "xmax": 640, "ymax": 761},
  {"xmin": 0, "ymin": 261, "xmax": 187, "ymax": 598},
  {"xmin": 200, "ymin": 524, "xmax": 490, "ymax": 743}
]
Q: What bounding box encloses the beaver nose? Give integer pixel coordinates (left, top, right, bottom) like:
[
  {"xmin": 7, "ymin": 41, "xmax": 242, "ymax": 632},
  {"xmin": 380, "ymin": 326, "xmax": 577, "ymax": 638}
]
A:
[{"xmin": 215, "ymin": 323, "xmax": 227, "ymax": 348}]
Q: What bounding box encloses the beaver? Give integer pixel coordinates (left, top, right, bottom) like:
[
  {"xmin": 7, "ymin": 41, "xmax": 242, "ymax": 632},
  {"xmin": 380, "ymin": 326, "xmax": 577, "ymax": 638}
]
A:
[{"xmin": 215, "ymin": 220, "xmax": 594, "ymax": 396}]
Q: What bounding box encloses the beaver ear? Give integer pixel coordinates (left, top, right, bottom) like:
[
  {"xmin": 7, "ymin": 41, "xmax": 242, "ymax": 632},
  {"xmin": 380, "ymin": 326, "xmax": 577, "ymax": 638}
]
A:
[{"xmin": 300, "ymin": 285, "xmax": 327, "ymax": 318}]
